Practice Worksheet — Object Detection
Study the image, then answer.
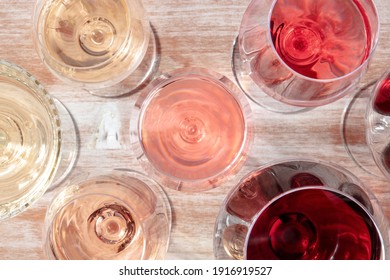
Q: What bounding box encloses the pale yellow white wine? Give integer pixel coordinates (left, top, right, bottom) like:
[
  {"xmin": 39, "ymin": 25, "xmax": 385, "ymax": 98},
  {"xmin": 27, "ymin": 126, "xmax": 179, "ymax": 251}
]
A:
[
  {"xmin": 35, "ymin": 0, "xmax": 150, "ymax": 87},
  {"xmin": 0, "ymin": 61, "xmax": 61, "ymax": 220}
]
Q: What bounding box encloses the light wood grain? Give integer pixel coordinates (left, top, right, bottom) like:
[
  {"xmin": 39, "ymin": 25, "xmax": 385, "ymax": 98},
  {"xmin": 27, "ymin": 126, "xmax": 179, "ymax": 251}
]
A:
[{"xmin": 1, "ymin": 0, "xmax": 390, "ymax": 260}]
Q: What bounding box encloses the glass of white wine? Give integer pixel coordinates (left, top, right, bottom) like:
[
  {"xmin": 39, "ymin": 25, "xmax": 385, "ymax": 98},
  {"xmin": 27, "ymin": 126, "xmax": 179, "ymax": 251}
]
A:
[
  {"xmin": 44, "ymin": 169, "xmax": 171, "ymax": 260},
  {"xmin": 33, "ymin": 0, "xmax": 157, "ymax": 97},
  {"xmin": 0, "ymin": 59, "xmax": 77, "ymax": 220}
]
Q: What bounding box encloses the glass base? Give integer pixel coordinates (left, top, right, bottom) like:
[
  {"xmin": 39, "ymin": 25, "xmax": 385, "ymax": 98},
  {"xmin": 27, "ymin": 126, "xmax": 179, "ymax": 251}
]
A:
[
  {"xmin": 51, "ymin": 98, "xmax": 79, "ymax": 189},
  {"xmin": 341, "ymin": 82, "xmax": 384, "ymax": 178},
  {"xmin": 231, "ymin": 36, "xmax": 310, "ymax": 114},
  {"xmin": 85, "ymin": 25, "xmax": 159, "ymax": 98}
]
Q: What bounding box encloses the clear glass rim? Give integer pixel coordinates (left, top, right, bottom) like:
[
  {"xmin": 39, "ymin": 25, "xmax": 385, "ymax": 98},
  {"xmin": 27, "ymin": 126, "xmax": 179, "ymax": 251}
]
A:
[
  {"xmin": 222, "ymin": 157, "xmax": 369, "ymax": 203},
  {"xmin": 132, "ymin": 67, "xmax": 253, "ymax": 191}
]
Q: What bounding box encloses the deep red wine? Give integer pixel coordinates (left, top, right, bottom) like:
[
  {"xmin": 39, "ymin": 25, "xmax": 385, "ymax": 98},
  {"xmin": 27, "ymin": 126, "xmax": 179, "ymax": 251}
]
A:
[
  {"xmin": 246, "ymin": 188, "xmax": 381, "ymax": 260},
  {"xmin": 373, "ymin": 74, "xmax": 390, "ymax": 115},
  {"xmin": 372, "ymin": 74, "xmax": 390, "ymax": 173},
  {"xmin": 270, "ymin": 0, "xmax": 371, "ymax": 79}
]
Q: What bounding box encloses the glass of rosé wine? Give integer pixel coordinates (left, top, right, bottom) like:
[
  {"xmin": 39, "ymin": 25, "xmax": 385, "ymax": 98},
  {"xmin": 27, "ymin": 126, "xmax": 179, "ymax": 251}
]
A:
[
  {"xmin": 44, "ymin": 169, "xmax": 171, "ymax": 260},
  {"xmin": 130, "ymin": 67, "xmax": 253, "ymax": 192},
  {"xmin": 233, "ymin": 0, "xmax": 379, "ymax": 113},
  {"xmin": 366, "ymin": 69, "xmax": 390, "ymax": 179},
  {"xmin": 33, "ymin": 0, "xmax": 158, "ymax": 97},
  {"xmin": 214, "ymin": 159, "xmax": 390, "ymax": 260}
]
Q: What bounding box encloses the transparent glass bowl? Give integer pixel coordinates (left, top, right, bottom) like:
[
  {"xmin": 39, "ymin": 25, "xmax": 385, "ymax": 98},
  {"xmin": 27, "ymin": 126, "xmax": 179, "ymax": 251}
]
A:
[
  {"xmin": 131, "ymin": 67, "xmax": 253, "ymax": 192},
  {"xmin": 44, "ymin": 169, "xmax": 171, "ymax": 260},
  {"xmin": 33, "ymin": 0, "xmax": 157, "ymax": 97},
  {"xmin": 233, "ymin": 0, "xmax": 379, "ymax": 113}
]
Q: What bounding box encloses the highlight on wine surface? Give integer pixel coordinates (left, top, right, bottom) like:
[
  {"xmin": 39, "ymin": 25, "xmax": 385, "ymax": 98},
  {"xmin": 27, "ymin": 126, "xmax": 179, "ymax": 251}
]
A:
[
  {"xmin": 44, "ymin": 170, "xmax": 171, "ymax": 260},
  {"xmin": 213, "ymin": 159, "xmax": 390, "ymax": 260},
  {"xmin": 33, "ymin": 0, "xmax": 154, "ymax": 96},
  {"xmin": 131, "ymin": 67, "xmax": 253, "ymax": 192},
  {"xmin": 366, "ymin": 69, "xmax": 390, "ymax": 179},
  {"xmin": 0, "ymin": 60, "xmax": 62, "ymax": 220},
  {"xmin": 233, "ymin": 0, "xmax": 379, "ymax": 112}
]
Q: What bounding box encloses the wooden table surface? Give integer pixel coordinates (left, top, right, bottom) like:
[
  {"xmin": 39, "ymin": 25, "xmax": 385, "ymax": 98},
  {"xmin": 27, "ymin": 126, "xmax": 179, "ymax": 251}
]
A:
[{"xmin": 1, "ymin": 0, "xmax": 390, "ymax": 260}]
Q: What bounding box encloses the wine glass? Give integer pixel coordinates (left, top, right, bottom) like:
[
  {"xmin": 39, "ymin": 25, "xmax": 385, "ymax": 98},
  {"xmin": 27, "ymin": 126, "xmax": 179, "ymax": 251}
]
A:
[
  {"xmin": 130, "ymin": 67, "xmax": 253, "ymax": 192},
  {"xmin": 233, "ymin": 0, "xmax": 379, "ymax": 113},
  {"xmin": 44, "ymin": 169, "xmax": 171, "ymax": 260},
  {"xmin": 342, "ymin": 69, "xmax": 390, "ymax": 179},
  {"xmin": 214, "ymin": 159, "xmax": 390, "ymax": 259},
  {"xmin": 366, "ymin": 69, "xmax": 390, "ymax": 179},
  {"xmin": 0, "ymin": 59, "xmax": 77, "ymax": 220},
  {"xmin": 33, "ymin": 0, "xmax": 157, "ymax": 97}
]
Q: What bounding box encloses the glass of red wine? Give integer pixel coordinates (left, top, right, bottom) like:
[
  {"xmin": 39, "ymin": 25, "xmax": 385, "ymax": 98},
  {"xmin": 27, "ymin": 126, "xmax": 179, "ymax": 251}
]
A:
[
  {"xmin": 214, "ymin": 159, "xmax": 389, "ymax": 259},
  {"xmin": 130, "ymin": 67, "xmax": 253, "ymax": 192},
  {"xmin": 233, "ymin": 0, "xmax": 379, "ymax": 113},
  {"xmin": 366, "ymin": 69, "xmax": 390, "ymax": 179}
]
